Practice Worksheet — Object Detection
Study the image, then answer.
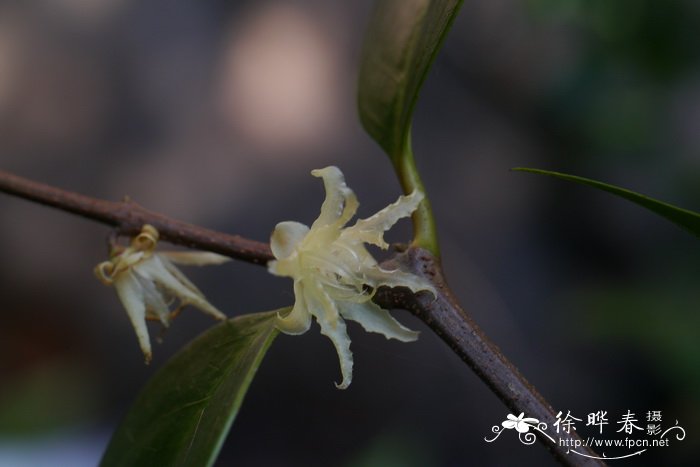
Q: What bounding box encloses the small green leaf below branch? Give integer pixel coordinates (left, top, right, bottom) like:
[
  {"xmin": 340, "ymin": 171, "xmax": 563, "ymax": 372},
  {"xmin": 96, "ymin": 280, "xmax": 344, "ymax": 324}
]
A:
[
  {"xmin": 514, "ymin": 167, "xmax": 700, "ymax": 238},
  {"xmin": 101, "ymin": 310, "xmax": 282, "ymax": 467}
]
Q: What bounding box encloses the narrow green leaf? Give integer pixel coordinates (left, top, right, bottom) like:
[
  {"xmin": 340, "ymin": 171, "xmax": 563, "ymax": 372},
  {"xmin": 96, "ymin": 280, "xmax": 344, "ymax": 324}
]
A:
[
  {"xmin": 101, "ymin": 310, "xmax": 284, "ymax": 467},
  {"xmin": 358, "ymin": 0, "xmax": 463, "ymax": 256},
  {"xmin": 358, "ymin": 0, "xmax": 463, "ymax": 161},
  {"xmin": 514, "ymin": 167, "xmax": 700, "ymax": 238}
]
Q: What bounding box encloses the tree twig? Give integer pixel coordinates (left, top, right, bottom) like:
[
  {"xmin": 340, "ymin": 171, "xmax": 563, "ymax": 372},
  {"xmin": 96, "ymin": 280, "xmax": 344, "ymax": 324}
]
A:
[
  {"xmin": 0, "ymin": 169, "xmax": 603, "ymax": 465},
  {"xmin": 376, "ymin": 249, "xmax": 604, "ymax": 466},
  {"xmin": 0, "ymin": 170, "xmax": 273, "ymax": 264}
]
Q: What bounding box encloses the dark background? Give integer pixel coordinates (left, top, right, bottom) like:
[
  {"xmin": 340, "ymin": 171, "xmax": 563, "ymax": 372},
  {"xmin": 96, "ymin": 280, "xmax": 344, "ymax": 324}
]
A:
[{"xmin": 0, "ymin": 0, "xmax": 698, "ymax": 465}]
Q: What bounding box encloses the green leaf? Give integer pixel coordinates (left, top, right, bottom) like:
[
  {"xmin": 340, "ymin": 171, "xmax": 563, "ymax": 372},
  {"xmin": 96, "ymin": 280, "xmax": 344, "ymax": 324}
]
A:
[
  {"xmin": 358, "ymin": 0, "xmax": 463, "ymax": 161},
  {"xmin": 357, "ymin": 0, "xmax": 463, "ymax": 256},
  {"xmin": 514, "ymin": 168, "xmax": 700, "ymax": 238},
  {"xmin": 101, "ymin": 310, "xmax": 283, "ymax": 467}
]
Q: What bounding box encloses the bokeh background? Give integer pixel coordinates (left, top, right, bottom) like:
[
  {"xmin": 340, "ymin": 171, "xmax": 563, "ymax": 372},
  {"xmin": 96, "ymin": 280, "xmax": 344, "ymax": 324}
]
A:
[{"xmin": 1, "ymin": 0, "xmax": 699, "ymax": 465}]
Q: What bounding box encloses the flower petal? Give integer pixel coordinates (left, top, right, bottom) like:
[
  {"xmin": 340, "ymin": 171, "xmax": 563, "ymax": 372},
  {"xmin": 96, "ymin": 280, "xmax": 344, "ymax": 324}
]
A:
[
  {"xmin": 339, "ymin": 301, "xmax": 418, "ymax": 342},
  {"xmin": 133, "ymin": 271, "xmax": 171, "ymax": 326},
  {"xmin": 157, "ymin": 254, "xmax": 204, "ymax": 297},
  {"xmin": 138, "ymin": 256, "xmax": 226, "ymax": 320},
  {"xmin": 343, "ymin": 190, "xmax": 423, "ymax": 249},
  {"xmin": 310, "ymin": 166, "xmax": 358, "ymax": 230},
  {"xmin": 275, "ymin": 280, "xmax": 312, "ymax": 335},
  {"xmin": 306, "ymin": 281, "xmax": 353, "ymax": 389},
  {"xmin": 362, "ymin": 265, "xmax": 436, "ymax": 297},
  {"xmin": 317, "ymin": 310, "xmax": 353, "ymax": 390},
  {"xmin": 114, "ymin": 273, "xmax": 152, "ymax": 363},
  {"xmin": 94, "ymin": 261, "xmax": 116, "ymax": 285},
  {"xmin": 270, "ymin": 221, "xmax": 309, "ymax": 260}
]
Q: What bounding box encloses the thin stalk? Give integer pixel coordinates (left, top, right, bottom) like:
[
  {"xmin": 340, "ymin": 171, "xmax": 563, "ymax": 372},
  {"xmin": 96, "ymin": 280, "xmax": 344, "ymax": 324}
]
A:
[{"xmin": 392, "ymin": 133, "xmax": 440, "ymax": 257}]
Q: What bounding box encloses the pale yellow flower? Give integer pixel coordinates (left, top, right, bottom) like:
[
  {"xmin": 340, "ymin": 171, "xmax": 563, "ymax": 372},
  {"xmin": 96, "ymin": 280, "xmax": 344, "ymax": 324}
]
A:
[
  {"xmin": 268, "ymin": 166, "xmax": 435, "ymax": 388},
  {"xmin": 95, "ymin": 225, "xmax": 229, "ymax": 363}
]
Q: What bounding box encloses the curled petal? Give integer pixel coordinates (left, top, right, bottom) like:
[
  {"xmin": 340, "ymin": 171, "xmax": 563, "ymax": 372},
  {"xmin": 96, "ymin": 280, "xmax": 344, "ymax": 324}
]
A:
[
  {"xmin": 339, "ymin": 301, "xmax": 419, "ymax": 342},
  {"xmin": 275, "ymin": 281, "xmax": 312, "ymax": 335},
  {"xmin": 132, "ymin": 225, "xmax": 159, "ymax": 250},
  {"xmin": 271, "ymin": 221, "xmax": 310, "ymax": 260},
  {"xmin": 311, "ymin": 166, "xmax": 358, "ymax": 230},
  {"xmin": 343, "ymin": 190, "xmax": 423, "ymax": 249},
  {"xmin": 306, "ymin": 281, "xmax": 353, "ymax": 388},
  {"xmin": 362, "ymin": 266, "xmax": 436, "ymax": 297},
  {"xmin": 317, "ymin": 310, "xmax": 353, "ymax": 390},
  {"xmin": 94, "ymin": 261, "xmax": 115, "ymax": 285},
  {"xmin": 114, "ymin": 273, "xmax": 151, "ymax": 363}
]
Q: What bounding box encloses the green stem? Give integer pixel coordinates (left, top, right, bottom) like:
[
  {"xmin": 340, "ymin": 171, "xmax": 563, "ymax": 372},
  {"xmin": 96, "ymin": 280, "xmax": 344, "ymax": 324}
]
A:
[{"xmin": 392, "ymin": 132, "xmax": 440, "ymax": 257}]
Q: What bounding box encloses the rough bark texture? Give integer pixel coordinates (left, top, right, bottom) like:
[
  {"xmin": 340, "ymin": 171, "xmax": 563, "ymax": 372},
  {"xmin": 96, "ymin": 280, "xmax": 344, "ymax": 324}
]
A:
[{"xmin": 376, "ymin": 249, "xmax": 604, "ymax": 466}]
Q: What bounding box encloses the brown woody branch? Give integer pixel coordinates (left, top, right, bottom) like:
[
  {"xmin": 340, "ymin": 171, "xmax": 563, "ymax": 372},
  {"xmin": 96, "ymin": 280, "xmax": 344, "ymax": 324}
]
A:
[
  {"xmin": 376, "ymin": 250, "xmax": 603, "ymax": 466},
  {"xmin": 0, "ymin": 170, "xmax": 273, "ymax": 264},
  {"xmin": 0, "ymin": 169, "xmax": 603, "ymax": 466}
]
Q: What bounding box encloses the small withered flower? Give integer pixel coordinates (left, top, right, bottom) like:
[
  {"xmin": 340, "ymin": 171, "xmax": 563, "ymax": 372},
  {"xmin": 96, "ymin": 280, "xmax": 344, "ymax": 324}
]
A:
[{"xmin": 95, "ymin": 224, "xmax": 229, "ymax": 363}]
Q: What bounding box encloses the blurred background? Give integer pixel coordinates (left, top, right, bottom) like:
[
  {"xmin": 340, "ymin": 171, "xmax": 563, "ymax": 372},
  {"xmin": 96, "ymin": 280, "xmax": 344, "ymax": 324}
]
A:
[{"xmin": 0, "ymin": 0, "xmax": 699, "ymax": 465}]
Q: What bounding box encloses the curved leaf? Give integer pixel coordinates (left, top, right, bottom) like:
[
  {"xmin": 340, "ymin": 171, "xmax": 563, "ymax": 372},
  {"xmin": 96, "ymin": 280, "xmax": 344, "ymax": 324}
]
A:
[
  {"xmin": 358, "ymin": 0, "xmax": 463, "ymax": 161},
  {"xmin": 357, "ymin": 0, "xmax": 462, "ymax": 256},
  {"xmin": 101, "ymin": 310, "xmax": 284, "ymax": 467},
  {"xmin": 514, "ymin": 168, "xmax": 700, "ymax": 238}
]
